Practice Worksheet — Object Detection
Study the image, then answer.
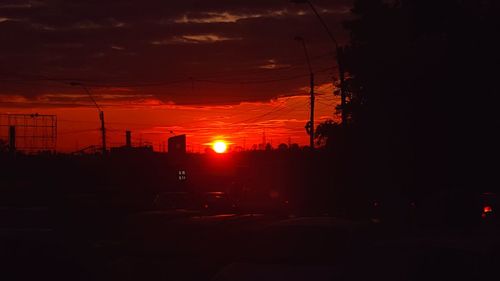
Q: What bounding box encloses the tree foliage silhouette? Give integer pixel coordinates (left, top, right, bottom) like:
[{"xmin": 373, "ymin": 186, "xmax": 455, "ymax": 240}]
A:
[
  {"xmin": 342, "ymin": 0, "xmax": 500, "ymax": 190},
  {"xmin": 314, "ymin": 120, "xmax": 342, "ymax": 149}
]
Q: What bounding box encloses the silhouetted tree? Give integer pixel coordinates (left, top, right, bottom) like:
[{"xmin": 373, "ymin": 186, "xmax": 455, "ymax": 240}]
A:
[
  {"xmin": 265, "ymin": 143, "xmax": 273, "ymax": 151},
  {"xmin": 314, "ymin": 120, "xmax": 342, "ymax": 149},
  {"xmin": 342, "ymin": 0, "xmax": 500, "ymax": 192},
  {"xmin": 0, "ymin": 139, "xmax": 7, "ymax": 153},
  {"xmin": 278, "ymin": 143, "xmax": 289, "ymax": 151},
  {"xmin": 290, "ymin": 143, "xmax": 300, "ymax": 152}
]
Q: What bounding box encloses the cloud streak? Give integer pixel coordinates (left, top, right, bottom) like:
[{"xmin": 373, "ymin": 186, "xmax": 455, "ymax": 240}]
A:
[
  {"xmin": 0, "ymin": 0, "xmax": 349, "ymax": 151},
  {"xmin": 151, "ymin": 33, "xmax": 242, "ymax": 45}
]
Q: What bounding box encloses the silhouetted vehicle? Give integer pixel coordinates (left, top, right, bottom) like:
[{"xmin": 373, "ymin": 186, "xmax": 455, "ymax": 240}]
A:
[
  {"xmin": 479, "ymin": 192, "xmax": 497, "ymax": 224},
  {"xmin": 199, "ymin": 191, "xmax": 236, "ymax": 213},
  {"xmin": 360, "ymin": 191, "xmax": 500, "ymax": 229}
]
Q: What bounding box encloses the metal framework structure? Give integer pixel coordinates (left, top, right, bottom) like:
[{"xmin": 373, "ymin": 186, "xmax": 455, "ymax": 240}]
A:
[{"xmin": 0, "ymin": 113, "xmax": 57, "ymax": 152}]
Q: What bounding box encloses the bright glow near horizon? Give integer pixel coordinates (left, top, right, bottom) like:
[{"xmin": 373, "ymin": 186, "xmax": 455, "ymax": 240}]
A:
[{"xmin": 213, "ymin": 140, "xmax": 228, "ymax": 153}]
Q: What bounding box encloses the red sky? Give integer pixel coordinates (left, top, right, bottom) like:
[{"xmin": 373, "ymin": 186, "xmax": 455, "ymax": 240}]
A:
[
  {"xmin": 0, "ymin": 0, "xmax": 350, "ymax": 152},
  {"xmin": 1, "ymin": 83, "xmax": 339, "ymax": 152}
]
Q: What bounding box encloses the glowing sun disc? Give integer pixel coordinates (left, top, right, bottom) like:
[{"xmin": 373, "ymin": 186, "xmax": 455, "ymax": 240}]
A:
[{"xmin": 213, "ymin": 141, "xmax": 227, "ymax": 153}]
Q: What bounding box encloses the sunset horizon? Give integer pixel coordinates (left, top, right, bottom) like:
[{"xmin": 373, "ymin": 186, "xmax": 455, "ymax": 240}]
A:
[
  {"xmin": 0, "ymin": 0, "xmax": 348, "ymax": 152},
  {"xmin": 1, "ymin": 82, "xmax": 339, "ymax": 152},
  {"xmin": 2, "ymin": 1, "xmax": 498, "ymax": 280}
]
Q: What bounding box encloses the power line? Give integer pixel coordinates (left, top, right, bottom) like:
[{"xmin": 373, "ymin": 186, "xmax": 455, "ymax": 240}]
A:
[
  {"xmin": 58, "ymin": 128, "xmax": 99, "ymax": 135},
  {"xmin": 0, "ymin": 64, "xmax": 336, "ymax": 88},
  {"xmin": 193, "ymin": 66, "xmax": 334, "ymax": 85}
]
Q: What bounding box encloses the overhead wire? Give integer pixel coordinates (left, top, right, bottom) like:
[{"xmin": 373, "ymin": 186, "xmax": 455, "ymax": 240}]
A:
[{"xmin": 1, "ymin": 52, "xmax": 339, "ymax": 145}]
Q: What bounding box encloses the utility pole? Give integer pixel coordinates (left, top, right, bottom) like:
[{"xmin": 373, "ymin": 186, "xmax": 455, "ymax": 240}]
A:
[
  {"xmin": 70, "ymin": 82, "xmax": 107, "ymax": 155},
  {"xmin": 337, "ymin": 47, "xmax": 347, "ymax": 127},
  {"xmin": 9, "ymin": 125, "xmax": 15, "ymax": 155},
  {"xmin": 309, "ymin": 71, "xmax": 315, "ymax": 149},
  {"xmin": 291, "ymin": 0, "xmax": 347, "ymax": 127},
  {"xmin": 295, "ymin": 36, "xmax": 315, "ymax": 150},
  {"xmin": 99, "ymin": 111, "xmax": 106, "ymax": 154},
  {"xmin": 126, "ymin": 130, "xmax": 132, "ymax": 148}
]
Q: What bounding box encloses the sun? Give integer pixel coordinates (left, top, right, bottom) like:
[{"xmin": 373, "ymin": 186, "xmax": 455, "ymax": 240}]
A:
[{"xmin": 212, "ymin": 140, "xmax": 228, "ymax": 153}]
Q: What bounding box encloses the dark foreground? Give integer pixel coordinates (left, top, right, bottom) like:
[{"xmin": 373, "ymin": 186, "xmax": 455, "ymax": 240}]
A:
[
  {"xmin": 1, "ymin": 153, "xmax": 499, "ymax": 280},
  {"xmin": 1, "ymin": 206, "xmax": 500, "ymax": 281}
]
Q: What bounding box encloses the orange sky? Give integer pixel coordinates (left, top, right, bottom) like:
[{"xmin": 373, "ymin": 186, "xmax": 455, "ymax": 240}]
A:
[
  {"xmin": 0, "ymin": 83, "xmax": 339, "ymax": 152},
  {"xmin": 0, "ymin": 1, "xmax": 350, "ymax": 152}
]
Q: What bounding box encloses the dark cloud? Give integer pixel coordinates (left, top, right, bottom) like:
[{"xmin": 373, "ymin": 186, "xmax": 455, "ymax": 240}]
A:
[{"xmin": 0, "ymin": 0, "xmax": 352, "ymax": 105}]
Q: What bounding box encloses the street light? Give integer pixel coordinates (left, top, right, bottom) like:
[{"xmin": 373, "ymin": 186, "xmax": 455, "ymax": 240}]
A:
[
  {"xmin": 295, "ymin": 36, "xmax": 315, "ymax": 150},
  {"xmin": 70, "ymin": 82, "xmax": 107, "ymax": 155},
  {"xmin": 291, "ymin": 0, "xmax": 347, "ymax": 127}
]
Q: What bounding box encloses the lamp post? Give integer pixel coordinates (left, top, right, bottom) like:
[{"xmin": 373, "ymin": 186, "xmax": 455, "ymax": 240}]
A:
[
  {"xmin": 291, "ymin": 0, "xmax": 347, "ymax": 127},
  {"xmin": 70, "ymin": 82, "xmax": 107, "ymax": 155},
  {"xmin": 295, "ymin": 36, "xmax": 315, "ymax": 150}
]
